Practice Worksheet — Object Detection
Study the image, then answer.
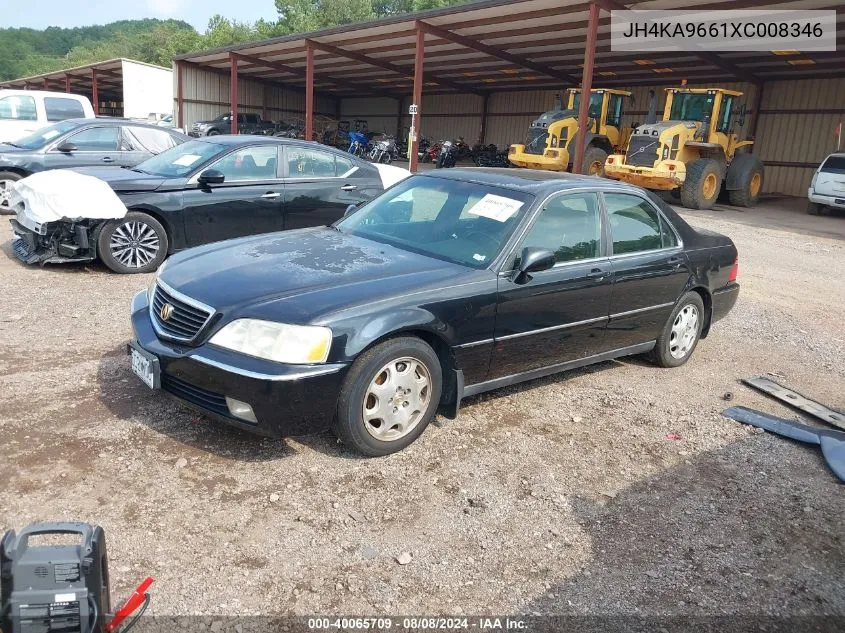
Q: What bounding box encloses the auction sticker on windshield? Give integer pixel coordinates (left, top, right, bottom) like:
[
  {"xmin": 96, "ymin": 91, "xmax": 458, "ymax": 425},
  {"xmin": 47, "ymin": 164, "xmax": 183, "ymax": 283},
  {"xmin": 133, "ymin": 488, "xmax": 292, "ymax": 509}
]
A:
[
  {"xmin": 467, "ymin": 194, "xmax": 523, "ymax": 222},
  {"xmin": 173, "ymin": 154, "xmax": 203, "ymax": 167}
]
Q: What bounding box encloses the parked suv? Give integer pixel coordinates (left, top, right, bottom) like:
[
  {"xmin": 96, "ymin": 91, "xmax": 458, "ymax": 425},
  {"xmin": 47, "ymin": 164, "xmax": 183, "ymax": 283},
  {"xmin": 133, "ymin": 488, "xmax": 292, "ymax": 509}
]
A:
[
  {"xmin": 808, "ymin": 152, "xmax": 845, "ymax": 215},
  {"xmin": 0, "ymin": 90, "xmax": 95, "ymax": 142},
  {"xmin": 189, "ymin": 112, "xmax": 275, "ymax": 137}
]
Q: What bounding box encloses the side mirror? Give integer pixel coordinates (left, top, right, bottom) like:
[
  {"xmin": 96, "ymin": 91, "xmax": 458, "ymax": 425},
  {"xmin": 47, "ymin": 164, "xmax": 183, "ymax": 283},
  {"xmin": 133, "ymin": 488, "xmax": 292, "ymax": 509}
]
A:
[
  {"xmin": 56, "ymin": 142, "xmax": 77, "ymax": 153},
  {"xmin": 198, "ymin": 169, "xmax": 225, "ymax": 185},
  {"xmin": 343, "ymin": 203, "xmax": 357, "ymax": 218},
  {"xmin": 514, "ymin": 247, "xmax": 555, "ymax": 283}
]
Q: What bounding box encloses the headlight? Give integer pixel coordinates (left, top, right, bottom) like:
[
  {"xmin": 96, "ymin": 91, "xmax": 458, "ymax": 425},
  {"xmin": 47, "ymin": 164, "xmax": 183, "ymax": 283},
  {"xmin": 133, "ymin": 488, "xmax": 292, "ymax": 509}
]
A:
[
  {"xmin": 209, "ymin": 319, "xmax": 332, "ymax": 364},
  {"xmin": 148, "ymin": 260, "xmax": 168, "ymax": 301}
]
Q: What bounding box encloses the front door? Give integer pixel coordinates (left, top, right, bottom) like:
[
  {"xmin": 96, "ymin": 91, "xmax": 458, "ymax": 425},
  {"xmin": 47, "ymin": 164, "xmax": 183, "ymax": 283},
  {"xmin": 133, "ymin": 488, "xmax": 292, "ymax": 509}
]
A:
[
  {"xmin": 490, "ymin": 191, "xmax": 612, "ymax": 378},
  {"xmin": 181, "ymin": 144, "xmax": 284, "ymax": 247},
  {"xmin": 602, "ymin": 192, "xmax": 691, "ymax": 350},
  {"xmin": 283, "ymin": 147, "xmax": 372, "ymax": 229},
  {"xmin": 43, "ymin": 125, "xmax": 122, "ymax": 169}
]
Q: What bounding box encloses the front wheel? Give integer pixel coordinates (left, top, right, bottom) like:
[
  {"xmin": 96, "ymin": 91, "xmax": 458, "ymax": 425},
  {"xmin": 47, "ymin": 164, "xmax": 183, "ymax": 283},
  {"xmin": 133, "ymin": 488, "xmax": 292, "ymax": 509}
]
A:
[
  {"xmin": 97, "ymin": 211, "xmax": 169, "ymax": 274},
  {"xmin": 0, "ymin": 170, "xmax": 23, "ymax": 215},
  {"xmin": 649, "ymin": 292, "xmax": 706, "ymax": 368},
  {"xmin": 334, "ymin": 337, "xmax": 442, "ymax": 457},
  {"xmin": 206, "ymin": 129, "xmax": 220, "ymax": 136},
  {"xmin": 579, "ymin": 146, "xmax": 608, "ymax": 177},
  {"xmin": 680, "ymin": 158, "xmax": 722, "ymax": 210}
]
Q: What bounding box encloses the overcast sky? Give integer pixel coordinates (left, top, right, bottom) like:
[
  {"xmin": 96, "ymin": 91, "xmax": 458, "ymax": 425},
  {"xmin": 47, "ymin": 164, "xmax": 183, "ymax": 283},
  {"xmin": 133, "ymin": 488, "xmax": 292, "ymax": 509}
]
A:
[{"xmin": 0, "ymin": 0, "xmax": 278, "ymax": 32}]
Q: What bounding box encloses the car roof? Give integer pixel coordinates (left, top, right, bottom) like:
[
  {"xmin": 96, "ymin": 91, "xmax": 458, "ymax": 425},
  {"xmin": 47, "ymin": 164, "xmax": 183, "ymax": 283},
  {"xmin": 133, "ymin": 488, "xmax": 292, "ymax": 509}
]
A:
[
  {"xmin": 59, "ymin": 117, "xmax": 181, "ymax": 132},
  {"xmin": 191, "ymin": 135, "xmax": 353, "ymax": 154},
  {"xmin": 421, "ymin": 167, "xmax": 642, "ymax": 195}
]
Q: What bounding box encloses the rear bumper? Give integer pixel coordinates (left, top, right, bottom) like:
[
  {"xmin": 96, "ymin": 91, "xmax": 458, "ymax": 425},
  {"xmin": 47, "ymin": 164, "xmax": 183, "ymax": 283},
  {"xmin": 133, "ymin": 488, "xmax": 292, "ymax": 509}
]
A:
[
  {"xmin": 508, "ymin": 144, "xmax": 570, "ymax": 171},
  {"xmin": 711, "ymin": 283, "xmax": 740, "ymax": 324},
  {"xmin": 605, "ymin": 157, "xmax": 686, "ymax": 190},
  {"xmin": 130, "ymin": 290, "xmax": 348, "ymax": 438},
  {"xmin": 808, "ymin": 190, "xmax": 845, "ymax": 209}
]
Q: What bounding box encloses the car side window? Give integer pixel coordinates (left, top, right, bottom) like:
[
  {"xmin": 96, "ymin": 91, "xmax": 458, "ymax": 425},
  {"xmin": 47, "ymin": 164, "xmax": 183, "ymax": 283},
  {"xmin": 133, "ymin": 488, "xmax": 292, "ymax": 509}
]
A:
[
  {"xmin": 209, "ymin": 146, "xmax": 279, "ymax": 181},
  {"xmin": 335, "ymin": 155, "xmax": 355, "ymax": 176},
  {"xmin": 287, "ymin": 147, "xmax": 337, "ymax": 178},
  {"xmin": 44, "ymin": 97, "xmax": 85, "ymax": 122},
  {"xmin": 123, "ymin": 126, "xmax": 179, "ymax": 153},
  {"xmin": 520, "ymin": 192, "xmax": 602, "ymax": 264},
  {"xmin": 64, "ymin": 126, "xmax": 120, "ymax": 151},
  {"xmin": 605, "ymin": 193, "xmax": 675, "ymax": 254},
  {"xmin": 0, "ymin": 95, "xmax": 37, "ymax": 121}
]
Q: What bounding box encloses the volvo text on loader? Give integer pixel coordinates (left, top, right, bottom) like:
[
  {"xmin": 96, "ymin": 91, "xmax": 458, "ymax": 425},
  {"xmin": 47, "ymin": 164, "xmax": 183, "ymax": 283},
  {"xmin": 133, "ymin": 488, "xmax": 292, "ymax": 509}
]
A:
[
  {"xmin": 508, "ymin": 88, "xmax": 632, "ymax": 176},
  {"xmin": 604, "ymin": 87, "xmax": 764, "ymax": 210}
]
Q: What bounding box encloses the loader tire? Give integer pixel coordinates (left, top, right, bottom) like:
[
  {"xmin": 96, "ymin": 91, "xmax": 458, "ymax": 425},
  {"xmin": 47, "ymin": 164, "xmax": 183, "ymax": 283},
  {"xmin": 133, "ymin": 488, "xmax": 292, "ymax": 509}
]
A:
[
  {"xmin": 727, "ymin": 154, "xmax": 764, "ymax": 207},
  {"xmin": 579, "ymin": 146, "xmax": 608, "ymax": 177},
  {"xmin": 680, "ymin": 158, "xmax": 722, "ymax": 210}
]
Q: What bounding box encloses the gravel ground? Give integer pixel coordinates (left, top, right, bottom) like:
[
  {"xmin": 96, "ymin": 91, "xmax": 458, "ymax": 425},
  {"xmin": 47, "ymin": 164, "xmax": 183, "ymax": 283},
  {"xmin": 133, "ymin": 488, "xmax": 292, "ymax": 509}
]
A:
[{"xmin": 0, "ymin": 199, "xmax": 842, "ymax": 626}]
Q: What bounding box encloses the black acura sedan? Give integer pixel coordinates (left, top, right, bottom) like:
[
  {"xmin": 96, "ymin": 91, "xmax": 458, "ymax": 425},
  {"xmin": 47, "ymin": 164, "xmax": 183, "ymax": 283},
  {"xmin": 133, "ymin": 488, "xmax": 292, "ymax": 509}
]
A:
[
  {"xmin": 10, "ymin": 136, "xmax": 405, "ymax": 273},
  {"xmin": 0, "ymin": 118, "xmax": 187, "ymax": 213},
  {"xmin": 129, "ymin": 169, "xmax": 739, "ymax": 456}
]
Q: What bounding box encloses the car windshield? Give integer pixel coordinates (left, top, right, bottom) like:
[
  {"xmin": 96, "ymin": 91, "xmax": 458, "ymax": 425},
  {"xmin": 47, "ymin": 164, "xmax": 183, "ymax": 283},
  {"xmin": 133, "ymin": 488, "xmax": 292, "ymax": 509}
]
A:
[
  {"xmin": 12, "ymin": 120, "xmax": 80, "ymax": 149},
  {"xmin": 669, "ymin": 92, "xmax": 716, "ymax": 122},
  {"xmin": 134, "ymin": 139, "xmax": 224, "ymax": 177},
  {"xmin": 336, "ymin": 175, "xmax": 534, "ymax": 269}
]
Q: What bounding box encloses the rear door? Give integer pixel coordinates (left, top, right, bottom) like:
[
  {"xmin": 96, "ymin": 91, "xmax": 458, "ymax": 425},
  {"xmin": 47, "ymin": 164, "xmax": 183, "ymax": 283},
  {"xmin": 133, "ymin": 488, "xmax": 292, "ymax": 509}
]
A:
[
  {"xmin": 42, "ymin": 125, "xmax": 121, "ymax": 169},
  {"xmin": 603, "ymin": 191, "xmax": 690, "ymax": 350},
  {"xmin": 181, "ymin": 144, "xmax": 285, "ymax": 246},
  {"xmin": 282, "ymin": 147, "xmax": 377, "ymax": 229},
  {"xmin": 490, "ymin": 191, "xmax": 612, "ymax": 378},
  {"xmin": 814, "ymin": 155, "xmax": 845, "ymax": 198}
]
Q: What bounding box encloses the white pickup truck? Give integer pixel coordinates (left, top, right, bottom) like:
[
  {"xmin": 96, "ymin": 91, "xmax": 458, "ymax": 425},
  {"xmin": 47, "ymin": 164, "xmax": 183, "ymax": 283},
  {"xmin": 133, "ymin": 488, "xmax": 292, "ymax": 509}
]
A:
[
  {"xmin": 808, "ymin": 152, "xmax": 845, "ymax": 215},
  {"xmin": 0, "ymin": 90, "xmax": 95, "ymax": 142}
]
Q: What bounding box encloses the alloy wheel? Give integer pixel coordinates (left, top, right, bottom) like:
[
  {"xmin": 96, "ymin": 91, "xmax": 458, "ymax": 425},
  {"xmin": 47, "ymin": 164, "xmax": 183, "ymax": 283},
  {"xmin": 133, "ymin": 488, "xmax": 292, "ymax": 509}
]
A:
[
  {"xmin": 362, "ymin": 356, "xmax": 431, "ymax": 442},
  {"xmin": 669, "ymin": 304, "xmax": 700, "ymax": 360},
  {"xmin": 0, "ymin": 179, "xmax": 13, "ymax": 210},
  {"xmin": 109, "ymin": 220, "xmax": 160, "ymax": 269}
]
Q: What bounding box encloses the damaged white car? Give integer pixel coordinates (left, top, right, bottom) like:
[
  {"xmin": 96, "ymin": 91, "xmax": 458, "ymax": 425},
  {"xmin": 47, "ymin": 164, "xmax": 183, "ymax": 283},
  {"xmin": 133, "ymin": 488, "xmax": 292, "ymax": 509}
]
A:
[{"xmin": 9, "ymin": 136, "xmax": 408, "ymax": 273}]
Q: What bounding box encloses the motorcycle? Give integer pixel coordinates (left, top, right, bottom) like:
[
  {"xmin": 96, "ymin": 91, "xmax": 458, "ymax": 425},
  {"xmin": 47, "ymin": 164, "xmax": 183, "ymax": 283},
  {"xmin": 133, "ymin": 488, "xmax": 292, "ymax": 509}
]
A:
[
  {"xmin": 454, "ymin": 137, "xmax": 472, "ymax": 162},
  {"xmin": 436, "ymin": 140, "xmax": 458, "ymax": 168},
  {"xmin": 421, "ymin": 140, "xmax": 440, "ymax": 163},
  {"xmin": 472, "ymin": 143, "xmax": 511, "ymax": 167},
  {"xmin": 367, "ymin": 135, "xmax": 399, "ymax": 164},
  {"xmin": 347, "ymin": 131, "xmax": 369, "ymax": 157}
]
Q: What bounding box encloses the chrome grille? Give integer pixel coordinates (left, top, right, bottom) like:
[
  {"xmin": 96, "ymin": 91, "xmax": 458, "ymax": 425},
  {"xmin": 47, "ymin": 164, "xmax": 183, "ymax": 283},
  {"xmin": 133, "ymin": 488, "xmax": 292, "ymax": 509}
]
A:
[
  {"xmin": 150, "ymin": 282, "xmax": 214, "ymax": 343},
  {"xmin": 625, "ymin": 135, "xmax": 660, "ymax": 168}
]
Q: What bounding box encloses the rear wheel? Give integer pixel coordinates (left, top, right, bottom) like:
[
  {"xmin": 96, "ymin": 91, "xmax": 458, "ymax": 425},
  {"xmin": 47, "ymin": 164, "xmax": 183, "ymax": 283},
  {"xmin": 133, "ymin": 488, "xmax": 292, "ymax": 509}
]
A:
[
  {"xmin": 0, "ymin": 170, "xmax": 23, "ymax": 215},
  {"xmin": 727, "ymin": 155, "xmax": 764, "ymax": 207},
  {"xmin": 580, "ymin": 146, "xmax": 608, "ymax": 177},
  {"xmin": 649, "ymin": 292, "xmax": 706, "ymax": 368},
  {"xmin": 680, "ymin": 158, "xmax": 722, "ymax": 210},
  {"xmin": 97, "ymin": 211, "xmax": 168, "ymax": 274},
  {"xmin": 334, "ymin": 337, "xmax": 442, "ymax": 457}
]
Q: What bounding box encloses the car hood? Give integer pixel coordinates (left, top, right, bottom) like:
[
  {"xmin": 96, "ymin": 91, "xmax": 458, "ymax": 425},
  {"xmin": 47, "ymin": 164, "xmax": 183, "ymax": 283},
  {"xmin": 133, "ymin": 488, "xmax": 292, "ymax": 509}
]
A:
[
  {"xmin": 0, "ymin": 143, "xmax": 30, "ymax": 154},
  {"xmin": 70, "ymin": 166, "xmax": 166, "ymax": 192},
  {"xmin": 161, "ymin": 227, "xmax": 472, "ymax": 322}
]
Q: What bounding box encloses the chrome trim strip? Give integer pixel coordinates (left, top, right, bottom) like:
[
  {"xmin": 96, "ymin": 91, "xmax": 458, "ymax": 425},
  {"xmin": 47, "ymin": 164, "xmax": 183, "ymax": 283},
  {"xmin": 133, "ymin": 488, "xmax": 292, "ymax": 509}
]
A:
[
  {"xmin": 149, "ymin": 280, "xmax": 216, "ymax": 343},
  {"xmin": 189, "ymin": 354, "xmax": 345, "ymax": 381},
  {"xmin": 454, "ymin": 338, "xmax": 494, "ymax": 349},
  {"xmin": 609, "ymin": 302, "xmax": 674, "ymax": 320},
  {"xmin": 495, "ymin": 315, "xmax": 607, "ymax": 342}
]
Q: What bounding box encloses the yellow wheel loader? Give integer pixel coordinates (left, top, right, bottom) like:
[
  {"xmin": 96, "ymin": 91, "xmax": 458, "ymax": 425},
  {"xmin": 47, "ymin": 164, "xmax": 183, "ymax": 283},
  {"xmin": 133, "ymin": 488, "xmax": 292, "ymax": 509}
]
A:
[
  {"xmin": 604, "ymin": 87, "xmax": 764, "ymax": 210},
  {"xmin": 508, "ymin": 88, "xmax": 632, "ymax": 176}
]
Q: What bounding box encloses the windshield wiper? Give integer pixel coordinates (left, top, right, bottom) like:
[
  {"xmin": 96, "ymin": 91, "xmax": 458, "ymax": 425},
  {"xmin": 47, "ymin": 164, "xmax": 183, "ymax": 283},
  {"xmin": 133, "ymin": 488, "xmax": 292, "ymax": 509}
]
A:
[{"xmin": 2, "ymin": 142, "xmax": 21, "ymax": 148}]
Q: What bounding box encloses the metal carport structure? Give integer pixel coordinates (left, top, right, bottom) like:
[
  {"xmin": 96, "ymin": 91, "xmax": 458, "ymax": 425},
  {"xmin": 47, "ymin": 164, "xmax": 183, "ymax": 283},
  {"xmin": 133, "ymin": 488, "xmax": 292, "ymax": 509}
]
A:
[{"xmin": 174, "ymin": 0, "xmax": 844, "ymax": 192}]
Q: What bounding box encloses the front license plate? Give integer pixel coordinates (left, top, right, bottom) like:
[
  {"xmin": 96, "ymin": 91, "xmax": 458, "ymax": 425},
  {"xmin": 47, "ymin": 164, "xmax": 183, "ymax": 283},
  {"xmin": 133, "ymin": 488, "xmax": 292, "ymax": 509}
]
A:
[{"xmin": 128, "ymin": 342, "xmax": 160, "ymax": 390}]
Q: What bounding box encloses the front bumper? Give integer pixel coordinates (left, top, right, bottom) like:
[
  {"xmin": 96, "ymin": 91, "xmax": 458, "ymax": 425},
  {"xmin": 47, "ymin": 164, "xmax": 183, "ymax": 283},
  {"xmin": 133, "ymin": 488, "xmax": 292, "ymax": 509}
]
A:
[
  {"xmin": 508, "ymin": 144, "xmax": 570, "ymax": 171},
  {"xmin": 10, "ymin": 218, "xmax": 95, "ymax": 265},
  {"xmin": 808, "ymin": 190, "xmax": 845, "ymax": 209},
  {"xmin": 604, "ymin": 157, "xmax": 686, "ymax": 190},
  {"xmin": 130, "ymin": 290, "xmax": 349, "ymax": 438}
]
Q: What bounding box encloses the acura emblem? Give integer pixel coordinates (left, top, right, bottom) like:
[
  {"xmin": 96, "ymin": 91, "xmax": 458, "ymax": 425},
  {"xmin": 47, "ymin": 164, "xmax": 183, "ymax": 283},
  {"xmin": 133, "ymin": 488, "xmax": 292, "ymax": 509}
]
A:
[{"xmin": 160, "ymin": 303, "xmax": 174, "ymax": 321}]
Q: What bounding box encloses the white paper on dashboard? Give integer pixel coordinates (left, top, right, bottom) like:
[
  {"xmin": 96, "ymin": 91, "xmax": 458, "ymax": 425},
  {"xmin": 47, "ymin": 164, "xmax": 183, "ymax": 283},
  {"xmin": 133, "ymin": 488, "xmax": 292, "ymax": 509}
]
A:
[
  {"xmin": 173, "ymin": 154, "xmax": 202, "ymax": 166},
  {"xmin": 466, "ymin": 194, "xmax": 523, "ymax": 222}
]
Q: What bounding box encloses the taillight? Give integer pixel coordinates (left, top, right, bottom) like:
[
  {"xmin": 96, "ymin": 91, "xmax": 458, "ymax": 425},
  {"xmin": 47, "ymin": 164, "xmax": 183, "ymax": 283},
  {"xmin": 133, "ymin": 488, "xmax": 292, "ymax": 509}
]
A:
[{"xmin": 728, "ymin": 257, "xmax": 738, "ymax": 283}]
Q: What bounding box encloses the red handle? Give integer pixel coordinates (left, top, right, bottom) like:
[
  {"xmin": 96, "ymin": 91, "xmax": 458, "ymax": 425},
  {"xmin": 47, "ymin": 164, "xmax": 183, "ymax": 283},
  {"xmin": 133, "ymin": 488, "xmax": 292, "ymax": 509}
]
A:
[{"xmin": 105, "ymin": 576, "xmax": 154, "ymax": 633}]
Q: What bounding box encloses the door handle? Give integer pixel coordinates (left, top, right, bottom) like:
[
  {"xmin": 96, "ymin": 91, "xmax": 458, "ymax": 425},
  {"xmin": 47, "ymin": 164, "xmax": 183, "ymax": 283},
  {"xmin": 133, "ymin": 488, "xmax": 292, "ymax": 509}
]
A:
[
  {"xmin": 667, "ymin": 256, "xmax": 684, "ymax": 268},
  {"xmin": 261, "ymin": 192, "xmax": 281, "ymax": 199},
  {"xmin": 340, "ymin": 184, "xmax": 357, "ymax": 191},
  {"xmin": 586, "ymin": 268, "xmax": 608, "ymax": 281},
  {"xmin": 102, "ymin": 157, "xmax": 114, "ymax": 163}
]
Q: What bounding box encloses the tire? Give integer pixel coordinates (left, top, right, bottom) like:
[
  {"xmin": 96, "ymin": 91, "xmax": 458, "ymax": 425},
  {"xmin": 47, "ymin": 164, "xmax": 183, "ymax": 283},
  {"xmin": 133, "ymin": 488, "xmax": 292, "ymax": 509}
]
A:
[
  {"xmin": 97, "ymin": 211, "xmax": 169, "ymax": 274},
  {"xmin": 579, "ymin": 146, "xmax": 608, "ymax": 177},
  {"xmin": 0, "ymin": 170, "xmax": 23, "ymax": 215},
  {"xmin": 649, "ymin": 292, "xmax": 706, "ymax": 368},
  {"xmin": 334, "ymin": 337, "xmax": 443, "ymax": 457},
  {"xmin": 436, "ymin": 155, "xmax": 444, "ymax": 168},
  {"xmin": 807, "ymin": 201, "xmax": 824, "ymax": 215},
  {"xmin": 727, "ymin": 155, "xmax": 764, "ymax": 207},
  {"xmin": 206, "ymin": 129, "xmax": 220, "ymax": 136},
  {"xmin": 680, "ymin": 158, "xmax": 722, "ymax": 210}
]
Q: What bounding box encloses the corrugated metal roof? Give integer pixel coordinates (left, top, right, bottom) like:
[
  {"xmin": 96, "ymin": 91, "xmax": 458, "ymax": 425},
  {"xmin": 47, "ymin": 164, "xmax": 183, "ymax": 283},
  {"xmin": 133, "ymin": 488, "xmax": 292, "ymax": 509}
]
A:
[{"xmin": 0, "ymin": 58, "xmax": 171, "ymax": 91}]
